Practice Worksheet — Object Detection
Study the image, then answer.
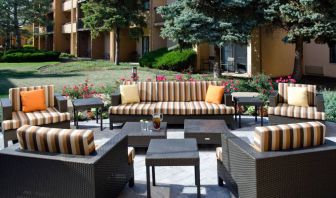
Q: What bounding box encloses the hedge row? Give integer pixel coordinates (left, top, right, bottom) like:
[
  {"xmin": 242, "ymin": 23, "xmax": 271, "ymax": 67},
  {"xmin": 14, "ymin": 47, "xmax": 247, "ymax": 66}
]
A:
[
  {"xmin": 0, "ymin": 48, "xmax": 60, "ymax": 62},
  {"xmin": 139, "ymin": 48, "xmax": 196, "ymax": 72}
]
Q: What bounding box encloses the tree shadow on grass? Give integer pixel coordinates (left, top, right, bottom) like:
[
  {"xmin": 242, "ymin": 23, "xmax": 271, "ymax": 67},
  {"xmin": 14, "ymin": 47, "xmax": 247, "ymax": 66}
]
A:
[{"xmin": 0, "ymin": 69, "xmax": 83, "ymax": 96}]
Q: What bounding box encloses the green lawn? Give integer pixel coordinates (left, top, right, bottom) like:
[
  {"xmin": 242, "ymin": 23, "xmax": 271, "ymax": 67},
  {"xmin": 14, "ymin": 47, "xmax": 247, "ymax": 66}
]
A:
[{"xmin": 0, "ymin": 60, "xmax": 182, "ymax": 98}]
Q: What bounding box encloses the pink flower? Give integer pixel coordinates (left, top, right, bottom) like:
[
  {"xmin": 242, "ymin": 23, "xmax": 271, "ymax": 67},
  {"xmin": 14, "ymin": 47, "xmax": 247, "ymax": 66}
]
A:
[
  {"xmin": 146, "ymin": 77, "xmax": 152, "ymax": 82},
  {"xmin": 175, "ymin": 74, "xmax": 183, "ymax": 81}
]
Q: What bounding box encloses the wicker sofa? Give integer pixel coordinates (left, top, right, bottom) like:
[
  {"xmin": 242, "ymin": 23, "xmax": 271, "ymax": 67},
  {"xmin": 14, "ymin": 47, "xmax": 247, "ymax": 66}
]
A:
[
  {"xmin": 0, "ymin": 85, "xmax": 70, "ymax": 147},
  {"xmin": 216, "ymin": 122, "xmax": 336, "ymax": 198},
  {"xmin": 109, "ymin": 81, "xmax": 235, "ymax": 129},
  {"xmin": 0, "ymin": 129, "xmax": 134, "ymax": 198},
  {"xmin": 268, "ymin": 83, "xmax": 325, "ymax": 125}
]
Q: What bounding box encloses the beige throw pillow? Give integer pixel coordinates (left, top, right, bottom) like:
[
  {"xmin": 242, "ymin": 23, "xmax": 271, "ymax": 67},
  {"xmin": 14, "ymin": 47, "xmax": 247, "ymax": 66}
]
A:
[
  {"xmin": 120, "ymin": 84, "xmax": 140, "ymax": 104},
  {"xmin": 287, "ymin": 87, "xmax": 309, "ymax": 107}
]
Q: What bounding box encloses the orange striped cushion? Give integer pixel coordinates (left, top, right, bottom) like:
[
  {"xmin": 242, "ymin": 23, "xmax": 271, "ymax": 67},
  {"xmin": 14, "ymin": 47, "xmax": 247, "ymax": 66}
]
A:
[
  {"xmin": 278, "ymin": 83, "xmax": 316, "ymax": 106},
  {"xmin": 17, "ymin": 125, "xmax": 95, "ymax": 155},
  {"xmin": 254, "ymin": 122, "xmax": 325, "ymax": 152},
  {"xmin": 268, "ymin": 103, "xmax": 325, "ymax": 120}
]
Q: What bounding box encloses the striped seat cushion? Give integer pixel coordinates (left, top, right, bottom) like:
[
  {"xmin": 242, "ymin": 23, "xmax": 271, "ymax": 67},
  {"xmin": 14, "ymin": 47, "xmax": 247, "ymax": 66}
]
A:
[
  {"xmin": 109, "ymin": 102, "xmax": 157, "ymax": 115},
  {"xmin": 268, "ymin": 103, "xmax": 325, "ymax": 120},
  {"xmin": 109, "ymin": 101, "xmax": 234, "ymax": 115},
  {"xmin": 1, "ymin": 107, "xmax": 71, "ymax": 131},
  {"xmin": 9, "ymin": 85, "xmax": 55, "ymax": 112},
  {"xmin": 157, "ymin": 81, "xmax": 189, "ymax": 102},
  {"xmin": 17, "ymin": 125, "xmax": 95, "ymax": 155},
  {"xmin": 278, "ymin": 83, "xmax": 316, "ymax": 106},
  {"xmin": 254, "ymin": 122, "xmax": 326, "ymax": 152}
]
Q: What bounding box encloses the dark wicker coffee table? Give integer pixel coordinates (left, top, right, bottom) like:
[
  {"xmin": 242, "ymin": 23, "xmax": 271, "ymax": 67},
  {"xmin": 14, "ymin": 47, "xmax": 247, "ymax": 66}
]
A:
[
  {"xmin": 72, "ymin": 97, "xmax": 104, "ymax": 131},
  {"xmin": 234, "ymin": 96, "xmax": 264, "ymax": 128},
  {"xmin": 145, "ymin": 139, "xmax": 200, "ymax": 198},
  {"xmin": 121, "ymin": 122, "xmax": 167, "ymax": 148},
  {"xmin": 184, "ymin": 119, "xmax": 229, "ymax": 145}
]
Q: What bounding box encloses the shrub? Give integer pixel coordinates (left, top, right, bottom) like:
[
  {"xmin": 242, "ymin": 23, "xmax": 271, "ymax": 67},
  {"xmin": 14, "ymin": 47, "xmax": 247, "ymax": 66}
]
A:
[
  {"xmin": 323, "ymin": 90, "xmax": 336, "ymax": 122},
  {"xmin": 1, "ymin": 50, "xmax": 60, "ymax": 62},
  {"xmin": 0, "ymin": 52, "xmax": 3, "ymax": 58},
  {"xmin": 154, "ymin": 49, "xmax": 196, "ymax": 71},
  {"xmin": 23, "ymin": 45, "xmax": 35, "ymax": 49},
  {"xmin": 139, "ymin": 48, "xmax": 168, "ymax": 67},
  {"xmin": 60, "ymin": 52, "xmax": 75, "ymax": 58}
]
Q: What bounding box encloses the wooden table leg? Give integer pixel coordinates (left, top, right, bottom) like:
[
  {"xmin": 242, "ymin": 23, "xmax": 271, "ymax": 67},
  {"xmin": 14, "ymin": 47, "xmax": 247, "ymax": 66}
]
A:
[
  {"xmin": 255, "ymin": 105, "xmax": 257, "ymax": 122},
  {"xmin": 96, "ymin": 108, "xmax": 98, "ymax": 124},
  {"xmin": 146, "ymin": 165, "xmax": 151, "ymax": 198},
  {"xmin": 100, "ymin": 107, "xmax": 103, "ymax": 131}
]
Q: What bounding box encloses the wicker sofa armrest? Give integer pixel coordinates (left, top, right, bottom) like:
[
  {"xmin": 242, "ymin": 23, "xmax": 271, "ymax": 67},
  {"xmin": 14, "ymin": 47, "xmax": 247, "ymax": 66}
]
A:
[
  {"xmin": 111, "ymin": 93, "xmax": 121, "ymax": 106},
  {"xmin": 54, "ymin": 94, "xmax": 68, "ymax": 113},
  {"xmin": 315, "ymin": 93, "xmax": 325, "ymax": 112},
  {"xmin": 269, "ymin": 92, "xmax": 279, "ymax": 107},
  {"xmin": 0, "ymin": 98, "xmax": 12, "ymax": 121},
  {"xmin": 224, "ymin": 93, "xmax": 234, "ymax": 106}
]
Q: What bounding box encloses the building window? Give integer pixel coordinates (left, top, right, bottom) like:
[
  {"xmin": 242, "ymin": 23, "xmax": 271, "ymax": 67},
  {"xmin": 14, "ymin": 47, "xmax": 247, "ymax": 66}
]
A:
[
  {"xmin": 143, "ymin": 0, "xmax": 150, "ymax": 11},
  {"xmin": 221, "ymin": 43, "xmax": 248, "ymax": 73},
  {"xmin": 142, "ymin": 36, "xmax": 149, "ymax": 56},
  {"xmin": 330, "ymin": 45, "xmax": 336, "ymax": 63}
]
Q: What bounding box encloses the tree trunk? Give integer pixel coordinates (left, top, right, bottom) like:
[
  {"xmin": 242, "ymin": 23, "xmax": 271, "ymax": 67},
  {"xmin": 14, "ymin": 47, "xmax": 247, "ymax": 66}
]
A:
[
  {"xmin": 13, "ymin": 0, "xmax": 21, "ymax": 48},
  {"xmin": 292, "ymin": 37, "xmax": 304, "ymax": 80},
  {"xmin": 213, "ymin": 61, "xmax": 221, "ymax": 79},
  {"xmin": 114, "ymin": 27, "xmax": 120, "ymax": 65}
]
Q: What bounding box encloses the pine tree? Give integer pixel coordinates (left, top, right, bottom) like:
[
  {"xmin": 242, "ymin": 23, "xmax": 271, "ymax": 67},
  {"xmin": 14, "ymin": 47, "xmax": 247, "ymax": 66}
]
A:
[{"xmin": 81, "ymin": 0, "xmax": 146, "ymax": 65}]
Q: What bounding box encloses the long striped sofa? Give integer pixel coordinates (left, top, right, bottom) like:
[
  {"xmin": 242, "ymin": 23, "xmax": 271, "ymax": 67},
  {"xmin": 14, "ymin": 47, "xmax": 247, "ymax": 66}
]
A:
[
  {"xmin": 216, "ymin": 121, "xmax": 336, "ymax": 198},
  {"xmin": 109, "ymin": 81, "xmax": 235, "ymax": 129},
  {"xmin": 268, "ymin": 83, "xmax": 325, "ymax": 125},
  {"xmin": 0, "ymin": 125, "xmax": 135, "ymax": 198},
  {"xmin": 0, "ymin": 85, "xmax": 71, "ymax": 147}
]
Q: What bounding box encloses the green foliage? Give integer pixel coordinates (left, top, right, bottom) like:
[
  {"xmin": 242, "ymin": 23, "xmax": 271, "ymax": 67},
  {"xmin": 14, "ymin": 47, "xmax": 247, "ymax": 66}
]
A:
[
  {"xmin": 139, "ymin": 48, "xmax": 168, "ymax": 68},
  {"xmin": 60, "ymin": 53, "xmax": 75, "ymax": 58},
  {"xmin": 323, "ymin": 91, "xmax": 336, "ymax": 122},
  {"xmin": 154, "ymin": 49, "xmax": 196, "ymax": 72},
  {"xmin": 23, "ymin": 45, "xmax": 35, "ymax": 49},
  {"xmin": 0, "ymin": 52, "xmax": 3, "ymax": 58},
  {"xmin": 1, "ymin": 49, "xmax": 60, "ymax": 62}
]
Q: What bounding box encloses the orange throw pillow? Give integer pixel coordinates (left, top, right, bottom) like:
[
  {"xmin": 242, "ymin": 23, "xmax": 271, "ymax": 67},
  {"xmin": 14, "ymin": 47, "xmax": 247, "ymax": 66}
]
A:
[
  {"xmin": 205, "ymin": 85, "xmax": 225, "ymax": 104},
  {"xmin": 20, "ymin": 89, "xmax": 47, "ymax": 113}
]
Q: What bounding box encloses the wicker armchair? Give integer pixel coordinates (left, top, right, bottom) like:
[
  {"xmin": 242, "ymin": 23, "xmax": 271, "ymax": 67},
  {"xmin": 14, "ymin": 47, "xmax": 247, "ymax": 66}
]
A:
[
  {"xmin": 268, "ymin": 83, "xmax": 325, "ymax": 125},
  {"xmin": 0, "ymin": 85, "xmax": 70, "ymax": 147},
  {"xmin": 217, "ymin": 131, "xmax": 336, "ymax": 198},
  {"xmin": 0, "ymin": 132, "xmax": 134, "ymax": 198}
]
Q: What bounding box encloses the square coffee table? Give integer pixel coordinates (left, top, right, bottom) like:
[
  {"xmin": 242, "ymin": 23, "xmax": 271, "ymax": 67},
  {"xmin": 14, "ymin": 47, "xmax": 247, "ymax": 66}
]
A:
[
  {"xmin": 121, "ymin": 122, "xmax": 167, "ymax": 148},
  {"xmin": 72, "ymin": 97, "xmax": 104, "ymax": 131},
  {"xmin": 233, "ymin": 96, "xmax": 264, "ymax": 128},
  {"xmin": 184, "ymin": 119, "xmax": 229, "ymax": 145},
  {"xmin": 145, "ymin": 139, "xmax": 200, "ymax": 198}
]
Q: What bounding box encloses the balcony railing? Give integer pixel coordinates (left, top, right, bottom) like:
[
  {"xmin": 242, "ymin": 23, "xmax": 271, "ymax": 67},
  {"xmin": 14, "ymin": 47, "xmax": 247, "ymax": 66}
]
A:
[{"xmin": 62, "ymin": 0, "xmax": 74, "ymax": 12}]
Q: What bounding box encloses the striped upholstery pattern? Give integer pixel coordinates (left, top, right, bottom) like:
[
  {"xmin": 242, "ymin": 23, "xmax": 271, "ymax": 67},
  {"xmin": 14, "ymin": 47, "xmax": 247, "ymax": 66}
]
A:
[
  {"xmin": 254, "ymin": 122, "xmax": 326, "ymax": 152},
  {"xmin": 109, "ymin": 101, "xmax": 234, "ymax": 115},
  {"xmin": 109, "ymin": 102, "xmax": 157, "ymax": 115},
  {"xmin": 9, "ymin": 85, "xmax": 55, "ymax": 112},
  {"xmin": 278, "ymin": 83, "xmax": 316, "ymax": 106},
  {"xmin": 157, "ymin": 82, "xmax": 190, "ymax": 102},
  {"xmin": 17, "ymin": 125, "xmax": 95, "ymax": 155},
  {"xmin": 123, "ymin": 81, "xmax": 157, "ymax": 102},
  {"xmin": 189, "ymin": 81, "xmax": 221, "ymax": 101},
  {"xmin": 1, "ymin": 107, "xmax": 71, "ymax": 131},
  {"xmin": 268, "ymin": 103, "xmax": 325, "ymax": 120}
]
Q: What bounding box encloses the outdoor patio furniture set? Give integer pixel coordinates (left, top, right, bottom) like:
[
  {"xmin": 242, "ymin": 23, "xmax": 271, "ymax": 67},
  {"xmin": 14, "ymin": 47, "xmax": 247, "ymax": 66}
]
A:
[{"xmin": 0, "ymin": 81, "xmax": 331, "ymax": 198}]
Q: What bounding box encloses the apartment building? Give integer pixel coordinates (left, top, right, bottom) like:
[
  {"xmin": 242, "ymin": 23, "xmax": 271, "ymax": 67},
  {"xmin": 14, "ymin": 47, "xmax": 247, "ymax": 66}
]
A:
[{"xmin": 33, "ymin": 0, "xmax": 336, "ymax": 78}]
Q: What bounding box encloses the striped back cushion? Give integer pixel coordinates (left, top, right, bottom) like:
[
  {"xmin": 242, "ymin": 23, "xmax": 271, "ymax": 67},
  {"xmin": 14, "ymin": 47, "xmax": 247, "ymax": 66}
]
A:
[
  {"xmin": 157, "ymin": 81, "xmax": 189, "ymax": 102},
  {"xmin": 9, "ymin": 85, "xmax": 55, "ymax": 112},
  {"xmin": 189, "ymin": 81, "xmax": 221, "ymax": 101},
  {"xmin": 17, "ymin": 125, "xmax": 95, "ymax": 155},
  {"xmin": 254, "ymin": 122, "xmax": 325, "ymax": 152},
  {"xmin": 123, "ymin": 81, "xmax": 157, "ymax": 102},
  {"xmin": 278, "ymin": 83, "xmax": 316, "ymax": 106}
]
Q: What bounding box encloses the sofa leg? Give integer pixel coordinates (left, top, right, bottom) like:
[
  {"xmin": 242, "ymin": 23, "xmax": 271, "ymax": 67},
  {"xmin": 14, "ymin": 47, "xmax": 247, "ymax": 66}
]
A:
[
  {"xmin": 129, "ymin": 177, "xmax": 134, "ymax": 187},
  {"xmin": 4, "ymin": 139, "xmax": 8, "ymax": 148},
  {"xmin": 218, "ymin": 176, "xmax": 224, "ymax": 186},
  {"xmin": 109, "ymin": 120, "xmax": 113, "ymax": 130}
]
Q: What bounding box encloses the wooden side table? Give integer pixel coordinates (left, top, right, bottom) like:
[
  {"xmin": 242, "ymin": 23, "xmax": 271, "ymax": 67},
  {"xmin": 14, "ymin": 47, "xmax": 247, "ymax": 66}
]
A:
[
  {"xmin": 234, "ymin": 97, "xmax": 264, "ymax": 128},
  {"xmin": 72, "ymin": 98, "xmax": 104, "ymax": 131}
]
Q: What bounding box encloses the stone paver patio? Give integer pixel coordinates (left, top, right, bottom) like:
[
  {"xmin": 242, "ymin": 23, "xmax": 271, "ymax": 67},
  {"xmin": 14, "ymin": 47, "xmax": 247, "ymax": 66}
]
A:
[{"xmin": 1, "ymin": 116, "xmax": 335, "ymax": 198}]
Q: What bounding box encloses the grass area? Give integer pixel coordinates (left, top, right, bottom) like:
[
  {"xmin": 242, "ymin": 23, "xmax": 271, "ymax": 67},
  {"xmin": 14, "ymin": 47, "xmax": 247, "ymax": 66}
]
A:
[{"xmin": 0, "ymin": 60, "xmax": 181, "ymax": 98}]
